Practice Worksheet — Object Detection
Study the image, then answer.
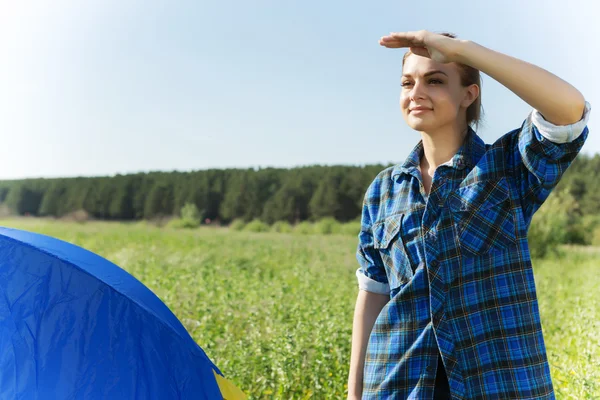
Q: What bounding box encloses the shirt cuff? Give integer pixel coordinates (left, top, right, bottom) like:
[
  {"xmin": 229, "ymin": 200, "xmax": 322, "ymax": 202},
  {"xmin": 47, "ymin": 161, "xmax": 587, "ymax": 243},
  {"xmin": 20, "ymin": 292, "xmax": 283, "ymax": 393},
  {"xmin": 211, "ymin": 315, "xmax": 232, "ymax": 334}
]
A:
[
  {"xmin": 531, "ymin": 101, "xmax": 592, "ymax": 143},
  {"xmin": 356, "ymin": 268, "xmax": 390, "ymax": 294}
]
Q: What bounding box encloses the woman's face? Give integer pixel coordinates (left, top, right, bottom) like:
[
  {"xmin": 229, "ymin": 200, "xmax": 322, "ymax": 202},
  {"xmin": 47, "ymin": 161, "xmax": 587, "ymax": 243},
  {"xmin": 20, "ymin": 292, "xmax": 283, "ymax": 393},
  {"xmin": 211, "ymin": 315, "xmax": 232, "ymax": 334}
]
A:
[{"xmin": 400, "ymin": 54, "xmax": 475, "ymax": 133}]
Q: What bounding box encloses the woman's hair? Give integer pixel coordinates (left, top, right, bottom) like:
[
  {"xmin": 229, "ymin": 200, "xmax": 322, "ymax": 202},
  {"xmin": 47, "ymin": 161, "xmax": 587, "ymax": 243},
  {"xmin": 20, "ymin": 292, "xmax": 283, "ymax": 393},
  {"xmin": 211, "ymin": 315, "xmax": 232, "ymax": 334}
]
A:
[{"xmin": 402, "ymin": 32, "xmax": 484, "ymax": 130}]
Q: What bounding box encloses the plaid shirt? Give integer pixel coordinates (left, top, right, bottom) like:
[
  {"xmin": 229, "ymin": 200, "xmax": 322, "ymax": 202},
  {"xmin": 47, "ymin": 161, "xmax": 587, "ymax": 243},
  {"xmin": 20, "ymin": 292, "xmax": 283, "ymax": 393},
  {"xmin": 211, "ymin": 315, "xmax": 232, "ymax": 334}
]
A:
[{"xmin": 355, "ymin": 102, "xmax": 591, "ymax": 399}]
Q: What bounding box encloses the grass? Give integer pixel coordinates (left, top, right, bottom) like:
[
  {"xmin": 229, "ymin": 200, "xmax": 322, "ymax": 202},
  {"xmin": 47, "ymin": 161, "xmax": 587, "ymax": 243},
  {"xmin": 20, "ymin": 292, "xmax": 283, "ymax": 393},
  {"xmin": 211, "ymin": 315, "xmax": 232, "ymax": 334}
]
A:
[{"xmin": 0, "ymin": 218, "xmax": 598, "ymax": 399}]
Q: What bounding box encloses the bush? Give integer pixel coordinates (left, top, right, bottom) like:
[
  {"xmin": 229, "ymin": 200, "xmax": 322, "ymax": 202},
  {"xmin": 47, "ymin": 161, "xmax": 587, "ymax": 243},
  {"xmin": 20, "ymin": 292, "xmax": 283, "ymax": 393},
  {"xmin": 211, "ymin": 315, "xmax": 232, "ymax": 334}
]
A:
[
  {"xmin": 528, "ymin": 190, "xmax": 574, "ymax": 258},
  {"xmin": 340, "ymin": 221, "xmax": 362, "ymax": 236},
  {"xmin": 229, "ymin": 219, "xmax": 246, "ymax": 231},
  {"xmin": 314, "ymin": 217, "xmax": 342, "ymax": 235},
  {"xmin": 243, "ymin": 219, "xmax": 270, "ymax": 233},
  {"xmin": 568, "ymin": 214, "xmax": 600, "ymax": 245},
  {"xmin": 294, "ymin": 221, "xmax": 314, "ymax": 235},
  {"xmin": 271, "ymin": 221, "xmax": 293, "ymax": 233},
  {"xmin": 592, "ymin": 227, "xmax": 600, "ymax": 247},
  {"xmin": 181, "ymin": 202, "xmax": 201, "ymax": 222},
  {"xmin": 167, "ymin": 218, "xmax": 199, "ymax": 229},
  {"xmin": 167, "ymin": 203, "xmax": 200, "ymax": 229}
]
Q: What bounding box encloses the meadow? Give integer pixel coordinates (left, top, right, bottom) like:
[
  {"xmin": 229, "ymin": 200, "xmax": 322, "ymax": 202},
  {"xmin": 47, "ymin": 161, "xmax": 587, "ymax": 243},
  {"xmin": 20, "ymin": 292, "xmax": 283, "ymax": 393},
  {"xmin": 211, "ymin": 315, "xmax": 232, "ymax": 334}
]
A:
[{"xmin": 1, "ymin": 218, "xmax": 598, "ymax": 399}]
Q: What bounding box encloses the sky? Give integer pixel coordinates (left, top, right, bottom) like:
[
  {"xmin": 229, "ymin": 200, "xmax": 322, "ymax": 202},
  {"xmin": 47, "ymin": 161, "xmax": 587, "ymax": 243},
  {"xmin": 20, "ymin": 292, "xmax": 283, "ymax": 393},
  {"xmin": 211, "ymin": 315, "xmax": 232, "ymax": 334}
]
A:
[{"xmin": 0, "ymin": 0, "xmax": 597, "ymax": 180}]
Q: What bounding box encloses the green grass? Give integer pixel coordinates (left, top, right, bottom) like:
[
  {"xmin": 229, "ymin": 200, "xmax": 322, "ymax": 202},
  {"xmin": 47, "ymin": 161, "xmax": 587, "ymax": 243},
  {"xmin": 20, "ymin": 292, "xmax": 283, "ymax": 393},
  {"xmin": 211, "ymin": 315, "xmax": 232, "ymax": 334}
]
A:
[
  {"xmin": 1, "ymin": 218, "xmax": 598, "ymax": 399},
  {"xmin": 535, "ymin": 246, "xmax": 600, "ymax": 399}
]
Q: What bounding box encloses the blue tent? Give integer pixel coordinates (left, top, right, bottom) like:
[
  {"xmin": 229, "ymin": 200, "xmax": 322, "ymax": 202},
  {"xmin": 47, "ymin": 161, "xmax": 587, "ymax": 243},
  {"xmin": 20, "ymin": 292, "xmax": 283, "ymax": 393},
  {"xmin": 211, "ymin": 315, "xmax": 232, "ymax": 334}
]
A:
[{"xmin": 0, "ymin": 226, "xmax": 246, "ymax": 399}]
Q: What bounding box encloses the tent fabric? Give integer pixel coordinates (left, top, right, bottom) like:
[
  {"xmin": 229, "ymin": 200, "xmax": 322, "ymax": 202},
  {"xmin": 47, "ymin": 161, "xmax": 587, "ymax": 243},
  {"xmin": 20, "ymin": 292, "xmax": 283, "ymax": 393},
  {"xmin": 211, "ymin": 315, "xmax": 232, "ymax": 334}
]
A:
[{"xmin": 0, "ymin": 226, "xmax": 241, "ymax": 399}]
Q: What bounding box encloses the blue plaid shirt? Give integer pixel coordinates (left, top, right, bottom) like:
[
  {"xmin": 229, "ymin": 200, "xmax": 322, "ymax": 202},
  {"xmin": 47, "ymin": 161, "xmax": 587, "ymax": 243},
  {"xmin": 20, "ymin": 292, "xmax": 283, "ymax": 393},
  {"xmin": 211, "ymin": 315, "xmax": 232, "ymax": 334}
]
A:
[{"xmin": 355, "ymin": 102, "xmax": 591, "ymax": 399}]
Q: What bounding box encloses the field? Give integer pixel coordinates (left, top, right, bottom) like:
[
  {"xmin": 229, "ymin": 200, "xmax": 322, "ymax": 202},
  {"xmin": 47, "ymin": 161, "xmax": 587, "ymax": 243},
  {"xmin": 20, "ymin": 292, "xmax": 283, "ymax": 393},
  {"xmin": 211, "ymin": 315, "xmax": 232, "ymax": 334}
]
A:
[{"xmin": 1, "ymin": 218, "xmax": 598, "ymax": 399}]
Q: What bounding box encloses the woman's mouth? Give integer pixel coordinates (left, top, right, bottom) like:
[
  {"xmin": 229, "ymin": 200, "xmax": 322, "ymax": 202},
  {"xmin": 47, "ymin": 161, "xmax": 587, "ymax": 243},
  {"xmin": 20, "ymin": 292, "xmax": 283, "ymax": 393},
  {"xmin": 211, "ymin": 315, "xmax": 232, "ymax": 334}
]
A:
[{"xmin": 410, "ymin": 108, "xmax": 432, "ymax": 115}]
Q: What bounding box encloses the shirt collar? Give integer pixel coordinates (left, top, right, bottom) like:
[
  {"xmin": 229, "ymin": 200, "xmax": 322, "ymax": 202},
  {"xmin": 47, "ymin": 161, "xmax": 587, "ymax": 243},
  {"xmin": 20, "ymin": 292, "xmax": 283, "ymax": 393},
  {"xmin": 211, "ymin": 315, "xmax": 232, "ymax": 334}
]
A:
[{"xmin": 391, "ymin": 126, "xmax": 486, "ymax": 182}]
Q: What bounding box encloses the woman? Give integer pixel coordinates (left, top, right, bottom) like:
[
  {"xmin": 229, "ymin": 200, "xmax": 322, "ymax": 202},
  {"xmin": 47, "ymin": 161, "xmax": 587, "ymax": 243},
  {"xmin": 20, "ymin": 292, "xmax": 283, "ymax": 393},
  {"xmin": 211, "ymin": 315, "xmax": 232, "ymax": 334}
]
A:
[{"xmin": 347, "ymin": 31, "xmax": 591, "ymax": 399}]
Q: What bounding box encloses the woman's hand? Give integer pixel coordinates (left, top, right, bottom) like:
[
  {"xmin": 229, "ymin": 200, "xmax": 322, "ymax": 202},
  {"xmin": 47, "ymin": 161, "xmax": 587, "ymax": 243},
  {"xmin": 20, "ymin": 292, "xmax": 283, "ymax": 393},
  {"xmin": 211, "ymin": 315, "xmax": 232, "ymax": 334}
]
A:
[{"xmin": 379, "ymin": 30, "xmax": 464, "ymax": 64}]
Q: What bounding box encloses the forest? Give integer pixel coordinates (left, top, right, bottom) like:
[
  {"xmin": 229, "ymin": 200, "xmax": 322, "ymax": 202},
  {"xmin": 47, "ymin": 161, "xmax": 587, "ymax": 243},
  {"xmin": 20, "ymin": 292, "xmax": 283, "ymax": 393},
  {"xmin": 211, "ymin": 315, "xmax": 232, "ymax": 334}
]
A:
[
  {"xmin": 0, "ymin": 164, "xmax": 386, "ymax": 225},
  {"xmin": 2, "ymin": 152, "xmax": 600, "ymax": 245}
]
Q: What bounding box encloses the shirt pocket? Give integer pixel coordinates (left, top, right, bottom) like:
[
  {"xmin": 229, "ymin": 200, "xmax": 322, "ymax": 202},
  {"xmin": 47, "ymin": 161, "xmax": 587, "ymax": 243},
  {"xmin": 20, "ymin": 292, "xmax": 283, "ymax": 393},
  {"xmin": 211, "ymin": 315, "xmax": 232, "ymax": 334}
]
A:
[
  {"xmin": 371, "ymin": 213, "xmax": 414, "ymax": 292},
  {"xmin": 447, "ymin": 177, "xmax": 517, "ymax": 257}
]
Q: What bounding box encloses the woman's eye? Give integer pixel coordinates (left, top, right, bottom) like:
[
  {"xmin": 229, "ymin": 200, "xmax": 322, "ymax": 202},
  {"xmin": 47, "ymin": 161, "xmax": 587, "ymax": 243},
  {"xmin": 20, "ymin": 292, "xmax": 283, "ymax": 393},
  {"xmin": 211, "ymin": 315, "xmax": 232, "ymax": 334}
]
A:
[{"xmin": 401, "ymin": 79, "xmax": 442, "ymax": 87}]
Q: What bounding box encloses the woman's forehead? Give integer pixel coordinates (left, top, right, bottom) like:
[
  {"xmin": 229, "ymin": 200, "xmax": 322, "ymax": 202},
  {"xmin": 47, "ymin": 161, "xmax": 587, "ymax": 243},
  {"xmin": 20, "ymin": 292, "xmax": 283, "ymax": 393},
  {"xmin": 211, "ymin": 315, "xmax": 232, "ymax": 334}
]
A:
[{"xmin": 402, "ymin": 55, "xmax": 457, "ymax": 77}]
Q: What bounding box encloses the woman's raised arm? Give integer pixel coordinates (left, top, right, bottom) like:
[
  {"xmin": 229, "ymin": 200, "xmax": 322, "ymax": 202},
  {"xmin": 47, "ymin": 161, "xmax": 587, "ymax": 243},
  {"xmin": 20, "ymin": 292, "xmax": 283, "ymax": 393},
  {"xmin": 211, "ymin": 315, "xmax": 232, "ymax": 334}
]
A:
[{"xmin": 380, "ymin": 31, "xmax": 587, "ymax": 125}]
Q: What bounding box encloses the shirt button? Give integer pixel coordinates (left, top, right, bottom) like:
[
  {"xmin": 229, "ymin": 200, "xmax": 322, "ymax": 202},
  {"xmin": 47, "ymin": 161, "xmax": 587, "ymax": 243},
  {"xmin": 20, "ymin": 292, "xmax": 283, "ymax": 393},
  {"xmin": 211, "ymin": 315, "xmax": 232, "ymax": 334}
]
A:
[
  {"xmin": 426, "ymin": 365, "xmax": 433, "ymax": 372},
  {"xmin": 457, "ymin": 159, "xmax": 466, "ymax": 170},
  {"xmin": 430, "ymin": 260, "xmax": 439, "ymax": 268}
]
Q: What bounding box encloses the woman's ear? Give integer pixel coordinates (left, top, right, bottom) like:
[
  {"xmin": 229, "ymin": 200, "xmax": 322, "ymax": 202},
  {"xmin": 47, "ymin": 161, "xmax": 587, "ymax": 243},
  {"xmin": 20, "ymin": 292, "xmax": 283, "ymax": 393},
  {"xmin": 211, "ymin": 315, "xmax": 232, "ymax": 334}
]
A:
[{"xmin": 461, "ymin": 84, "xmax": 479, "ymax": 108}]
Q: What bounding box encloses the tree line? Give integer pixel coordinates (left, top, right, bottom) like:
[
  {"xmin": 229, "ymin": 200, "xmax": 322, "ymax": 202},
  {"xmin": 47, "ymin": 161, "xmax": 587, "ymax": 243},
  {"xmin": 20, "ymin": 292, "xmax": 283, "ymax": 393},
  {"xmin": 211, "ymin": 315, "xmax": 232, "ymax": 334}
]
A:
[
  {"xmin": 0, "ymin": 164, "xmax": 387, "ymax": 224},
  {"xmin": 1, "ymin": 152, "xmax": 599, "ymax": 226}
]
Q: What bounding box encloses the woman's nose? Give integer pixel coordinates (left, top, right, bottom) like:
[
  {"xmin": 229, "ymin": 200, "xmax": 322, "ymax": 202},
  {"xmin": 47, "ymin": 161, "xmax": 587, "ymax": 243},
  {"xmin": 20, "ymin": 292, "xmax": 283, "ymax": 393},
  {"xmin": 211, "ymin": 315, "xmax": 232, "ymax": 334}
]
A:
[{"xmin": 410, "ymin": 80, "xmax": 427, "ymax": 100}]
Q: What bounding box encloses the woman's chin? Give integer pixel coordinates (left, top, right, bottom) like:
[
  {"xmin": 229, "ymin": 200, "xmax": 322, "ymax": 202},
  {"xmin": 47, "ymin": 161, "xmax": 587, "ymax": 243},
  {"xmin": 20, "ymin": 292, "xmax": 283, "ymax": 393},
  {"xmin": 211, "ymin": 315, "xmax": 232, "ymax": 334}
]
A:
[
  {"xmin": 406, "ymin": 119, "xmax": 436, "ymax": 132},
  {"xmin": 405, "ymin": 113, "xmax": 449, "ymax": 133}
]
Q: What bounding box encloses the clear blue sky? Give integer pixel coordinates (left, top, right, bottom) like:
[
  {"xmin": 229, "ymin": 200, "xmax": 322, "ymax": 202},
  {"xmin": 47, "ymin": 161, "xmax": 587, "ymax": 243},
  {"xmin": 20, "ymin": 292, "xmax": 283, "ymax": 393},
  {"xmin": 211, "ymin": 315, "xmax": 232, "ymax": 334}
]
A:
[{"xmin": 0, "ymin": 0, "xmax": 597, "ymax": 180}]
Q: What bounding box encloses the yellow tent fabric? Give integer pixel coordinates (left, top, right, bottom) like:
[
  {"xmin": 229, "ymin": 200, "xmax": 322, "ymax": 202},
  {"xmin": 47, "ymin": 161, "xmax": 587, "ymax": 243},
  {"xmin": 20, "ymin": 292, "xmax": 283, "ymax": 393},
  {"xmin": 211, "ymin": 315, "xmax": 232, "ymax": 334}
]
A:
[{"xmin": 213, "ymin": 369, "xmax": 248, "ymax": 400}]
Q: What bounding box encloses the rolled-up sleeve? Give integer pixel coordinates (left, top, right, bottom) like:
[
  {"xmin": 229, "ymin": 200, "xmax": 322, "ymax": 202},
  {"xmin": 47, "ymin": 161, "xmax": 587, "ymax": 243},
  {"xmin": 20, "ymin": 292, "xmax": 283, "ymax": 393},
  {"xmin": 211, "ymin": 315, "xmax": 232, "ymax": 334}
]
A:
[
  {"xmin": 356, "ymin": 181, "xmax": 390, "ymax": 295},
  {"xmin": 531, "ymin": 101, "xmax": 591, "ymax": 144},
  {"xmin": 513, "ymin": 101, "xmax": 591, "ymax": 223}
]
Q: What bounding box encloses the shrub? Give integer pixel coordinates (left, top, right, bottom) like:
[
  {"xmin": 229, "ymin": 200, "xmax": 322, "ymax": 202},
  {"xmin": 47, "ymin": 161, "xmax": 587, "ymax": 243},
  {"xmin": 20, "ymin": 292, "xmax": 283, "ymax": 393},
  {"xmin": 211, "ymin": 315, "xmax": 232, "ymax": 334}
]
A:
[
  {"xmin": 167, "ymin": 218, "xmax": 199, "ymax": 229},
  {"xmin": 243, "ymin": 219, "xmax": 270, "ymax": 233},
  {"xmin": 592, "ymin": 226, "xmax": 600, "ymax": 247},
  {"xmin": 181, "ymin": 203, "xmax": 201, "ymax": 222},
  {"xmin": 294, "ymin": 221, "xmax": 314, "ymax": 235},
  {"xmin": 568, "ymin": 214, "xmax": 600, "ymax": 245},
  {"xmin": 528, "ymin": 190, "xmax": 573, "ymax": 259},
  {"xmin": 229, "ymin": 219, "xmax": 246, "ymax": 231},
  {"xmin": 340, "ymin": 221, "xmax": 362, "ymax": 236},
  {"xmin": 314, "ymin": 217, "xmax": 342, "ymax": 235},
  {"xmin": 271, "ymin": 221, "xmax": 293, "ymax": 233},
  {"xmin": 167, "ymin": 203, "xmax": 200, "ymax": 229}
]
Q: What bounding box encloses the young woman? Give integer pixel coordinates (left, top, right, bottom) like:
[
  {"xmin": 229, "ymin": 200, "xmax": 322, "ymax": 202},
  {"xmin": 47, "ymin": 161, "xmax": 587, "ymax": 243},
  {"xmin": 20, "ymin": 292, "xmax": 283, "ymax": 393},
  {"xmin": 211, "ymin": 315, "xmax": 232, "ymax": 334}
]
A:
[{"xmin": 347, "ymin": 31, "xmax": 591, "ymax": 399}]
